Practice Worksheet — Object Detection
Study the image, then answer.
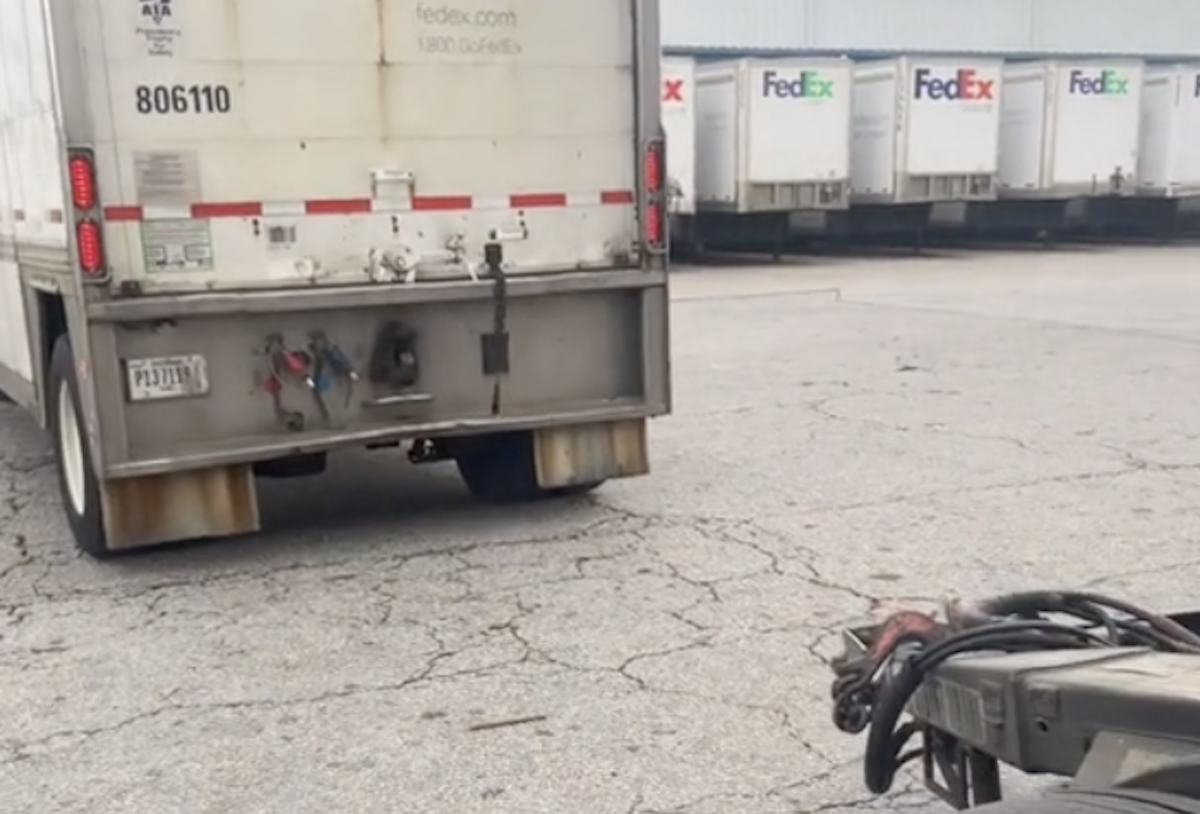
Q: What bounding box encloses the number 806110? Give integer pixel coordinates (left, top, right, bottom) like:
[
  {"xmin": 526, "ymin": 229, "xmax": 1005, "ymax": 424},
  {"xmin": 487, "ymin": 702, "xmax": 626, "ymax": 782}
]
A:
[{"xmin": 135, "ymin": 84, "xmax": 232, "ymax": 115}]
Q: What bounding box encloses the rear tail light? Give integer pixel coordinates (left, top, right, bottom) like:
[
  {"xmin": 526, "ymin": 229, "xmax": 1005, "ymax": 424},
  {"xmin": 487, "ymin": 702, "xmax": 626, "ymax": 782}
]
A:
[
  {"xmin": 68, "ymin": 156, "xmax": 96, "ymax": 210},
  {"xmin": 76, "ymin": 220, "xmax": 102, "ymax": 274},
  {"xmin": 645, "ymin": 202, "xmax": 662, "ymax": 245},
  {"xmin": 66, "ymin": 148, "xmax": 106, "ymax": 280},
  {"xmin": 643, "ymin": 138, "xmax": 667, "ymax": 251},
  {"xmin": 644, "ymin": 142, "xmax": 662, "ymax": 193}
]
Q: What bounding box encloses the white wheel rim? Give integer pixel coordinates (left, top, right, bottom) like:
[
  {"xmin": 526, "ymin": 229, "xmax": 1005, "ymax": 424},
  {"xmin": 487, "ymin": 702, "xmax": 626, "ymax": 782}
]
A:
[{"xmin": 58, "ymin": 381, "xmax": 86, "ymax": 515}]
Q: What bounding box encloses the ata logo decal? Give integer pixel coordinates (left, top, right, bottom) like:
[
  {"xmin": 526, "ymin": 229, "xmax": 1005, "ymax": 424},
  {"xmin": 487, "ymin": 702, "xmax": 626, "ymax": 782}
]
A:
[
  {"xmin": 140, "ymin": 0, "xmax": 172, "ymax": 25},
  {"xmin": 137, "ymin": 0, "xmax": 180, "ymax": 57}
]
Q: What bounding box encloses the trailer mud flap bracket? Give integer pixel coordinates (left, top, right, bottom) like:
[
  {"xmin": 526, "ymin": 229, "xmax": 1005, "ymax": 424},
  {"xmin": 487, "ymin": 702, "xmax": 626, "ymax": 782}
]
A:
[
  {"xmin": 534, "ymin": 419, "xmax": 650, "ymax": 489},
  {"xmin": 480, "ymin": 241, "xmax": 509, "ymax": 413},
  {"xmin": 101, "ymin": 464, "xmax": 260, "ymax": 550}
]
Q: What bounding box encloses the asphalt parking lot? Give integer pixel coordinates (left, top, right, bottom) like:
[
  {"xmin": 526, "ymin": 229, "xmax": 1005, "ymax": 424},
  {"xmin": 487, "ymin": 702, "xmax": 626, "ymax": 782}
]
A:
[{"xmin": 4, "ymin": 245, "xmax": 1200, "ymax": 813}]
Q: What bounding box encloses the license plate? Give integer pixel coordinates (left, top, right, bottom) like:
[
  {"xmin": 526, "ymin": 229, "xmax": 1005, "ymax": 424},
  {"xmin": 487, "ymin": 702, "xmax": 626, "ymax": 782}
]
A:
[{"xmin": 126, "ymin": 355, "xmax": 210, "ymax": 401}]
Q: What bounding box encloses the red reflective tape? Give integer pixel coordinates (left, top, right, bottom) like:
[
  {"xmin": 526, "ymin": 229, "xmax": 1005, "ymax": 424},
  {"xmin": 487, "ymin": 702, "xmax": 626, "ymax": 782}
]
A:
[
  {"xmin": 510, "ymin": 192, "xmax": 567, "ymax": 208},
  {"xmin": 95, "ymin": 191, "xmax": 632, "ymax": 221},
  {"xmin": 413, "ymin": 195, "xmax": 473, "ymax": 211},
  {"xmin": 193, "ymin": 201, "xmax": 262, "ymax": 218},
  {"xmin": 601, "ymin": 190, "xmax": 635, "ymax": 204},
  {"xmin": 306, "ymin": 199, "xmax": 371, "ymax": 215},
  {"xmin": 103, "ymin": 206, "xmax": 143, "ymax": 222}
]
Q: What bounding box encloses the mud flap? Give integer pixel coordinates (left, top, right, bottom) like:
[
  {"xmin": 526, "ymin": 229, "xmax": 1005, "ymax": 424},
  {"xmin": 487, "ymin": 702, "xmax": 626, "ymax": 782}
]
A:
[
  {"xmin": 101, "ymin": 464, "xmax": 261, "ymax": 550},
  {"xmin": 533, "ymin": 419, "xmax": 649, "ymax": 489}
]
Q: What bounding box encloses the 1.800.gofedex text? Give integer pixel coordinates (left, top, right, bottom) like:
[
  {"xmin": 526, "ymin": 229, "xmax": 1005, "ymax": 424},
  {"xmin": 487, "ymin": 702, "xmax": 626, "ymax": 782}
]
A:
[{"xmin": 417, "ymin": 35, "xmax": 521, "ymax": 56}]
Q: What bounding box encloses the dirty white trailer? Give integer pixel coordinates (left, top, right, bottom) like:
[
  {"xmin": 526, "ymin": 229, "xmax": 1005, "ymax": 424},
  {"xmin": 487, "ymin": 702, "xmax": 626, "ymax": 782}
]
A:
[
  {"xmin": 841, "ymin": 57, "xmax": 1001, "ymax": 241},
  {"xmin": 660, "ymin": 55, "xmax": 696, "ymax": 252},
  {"xmin": 0, "ymin": 0, "xmax": 670, "ymax": 558},
  {"xmin": 694, "ymin": 57, "xmax": 851, "ymax": 253},
  {"xmin": 1138, "ymin": 65, "xmax": 1200, "ymax": 198},
  {"xmin": 998, "ymin": 60, "xmax": 1143, "ymax": 199},
  {"xmin": 1132, "ymin": 65, "xmax": 1200, "ymax": 236},
  {"xmin": 986, "ymin": 60, "xmax": 1147, "ymax": 237}
]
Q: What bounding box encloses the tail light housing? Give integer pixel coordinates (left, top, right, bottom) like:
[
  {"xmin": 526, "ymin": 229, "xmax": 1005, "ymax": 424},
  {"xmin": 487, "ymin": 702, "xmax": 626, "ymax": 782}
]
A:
[
  {"xmin": 68, "ymin": 155, "xmax": 96, "ymax": 210},
  {"xmin": 67, "ymin": 148, "xmax": 107, "ymax": 281},
  {"xmin": 642, "ymin": 138, "xmax": 666, "ymax": 252},
  {"xmin": 76, "ymin": 221, "xmax": 103, "ymax": 274}
]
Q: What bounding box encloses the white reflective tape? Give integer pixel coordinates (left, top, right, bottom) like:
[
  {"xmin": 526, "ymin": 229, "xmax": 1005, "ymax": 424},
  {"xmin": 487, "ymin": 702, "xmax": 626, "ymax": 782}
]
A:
[
  {"xmin": 473, "ymin": 196, "xmax": 509, "ymax": 211},
  {"xmin": 141, "ymin": 205, "xmax": 192, "ymax": 221},
  {"xmin": 261, "ymin": 201, "xmax": 307, "ymax": 217},
  {"xmin": 566, "ymin": 192, "xmax": 602, "ymax": 207},
  {"xmin": 370, "ymin": 198, "xmax": 414, "ymax": 213}
]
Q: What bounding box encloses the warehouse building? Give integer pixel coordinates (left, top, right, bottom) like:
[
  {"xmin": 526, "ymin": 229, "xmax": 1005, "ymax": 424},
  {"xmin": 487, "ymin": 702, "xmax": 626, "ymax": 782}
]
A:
[{"xmin": 660, "ymin": 0, "xmax": 1200, "ymax": 61}]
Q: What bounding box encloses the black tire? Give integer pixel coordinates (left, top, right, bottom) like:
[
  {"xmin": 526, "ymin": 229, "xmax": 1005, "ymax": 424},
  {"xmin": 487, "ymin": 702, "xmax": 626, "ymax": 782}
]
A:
[
  {"xmin": 48, "ymin": 337, "xmax": 109, "ymax": 558},
  {"xmin": 454, "ymin": 431, "xmax": 604, "ymax": 503}
]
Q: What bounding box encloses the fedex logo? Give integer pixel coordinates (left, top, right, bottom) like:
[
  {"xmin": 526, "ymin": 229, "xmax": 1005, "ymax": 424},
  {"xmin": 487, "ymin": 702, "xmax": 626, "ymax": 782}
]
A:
[
  {"xmin": 913, "ymin": 68, "xmax": 993, "ymax": 101},
  {"xmin": 1068, "ymin": 69, "xmax": 1129, "ymax": 95},
  {"xmin": 761, "ymin": 70, "xmax": 834, "ymax": 99},
  {"xmin": 663, "ymin": 77, "xmax": 684, "ymax": 103}
]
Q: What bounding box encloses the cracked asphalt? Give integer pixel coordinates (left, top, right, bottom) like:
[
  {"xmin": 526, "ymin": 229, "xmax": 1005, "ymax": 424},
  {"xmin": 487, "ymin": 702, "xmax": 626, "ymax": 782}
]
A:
[{"xmin": 4, "ymin": 244, "xmax": 1200, "ymax": 813}]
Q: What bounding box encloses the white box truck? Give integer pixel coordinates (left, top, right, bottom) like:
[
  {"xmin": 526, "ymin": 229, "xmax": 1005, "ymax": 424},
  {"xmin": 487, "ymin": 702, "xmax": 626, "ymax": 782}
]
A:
[
  {"xmin": 660, "ymin": 55, "xmax": 696, "ymax": 249},
  {"xmin": 850, "ymin": 57, "xmax": 1002, "ymax": 205},
  {"xmin": 0, "ymin": 0, "xmax": 670, "ymax": 558},
  {"xmin": 1138, "ymin": 66, "xmax": 1200, "ymax": 197},
  {"xmin": 998, "ymin": 60, "xmax": 1144, "ymax": 199}
]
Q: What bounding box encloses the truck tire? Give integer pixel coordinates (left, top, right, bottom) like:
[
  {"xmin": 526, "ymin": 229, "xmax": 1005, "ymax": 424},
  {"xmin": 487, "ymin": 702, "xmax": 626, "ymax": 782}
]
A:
[
  {"xmin": 455, "ymin": 431, "xmax": 604, "ymax": 503},
  {"xmin": 48, "ymin": 337, "xmax": 109, "ymax": 558}
]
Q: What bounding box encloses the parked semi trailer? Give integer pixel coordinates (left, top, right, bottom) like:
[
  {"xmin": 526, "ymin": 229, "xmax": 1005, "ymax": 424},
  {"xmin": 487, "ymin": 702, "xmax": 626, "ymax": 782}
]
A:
[
  {"xmin": 1138, "ymin": 65, "xmax": 1200, "ymax": 198},
  {"xmin": 844, "ymin": 56, "xmax": 1002, "ymax": 239},
  {"xmin": 694, "ymin": 57, "xmax": 852, "ymax": 252},
  {"xmin": 0, "ymin": 0, "xmax": 670, "ymax": 557},
  {"xmin": 661, "ymin": 54, "xmax": 697, "ymax": 252},
  {"xmin": 990, "ymin": 59, "xmax": 1144, "ymax": 234}
]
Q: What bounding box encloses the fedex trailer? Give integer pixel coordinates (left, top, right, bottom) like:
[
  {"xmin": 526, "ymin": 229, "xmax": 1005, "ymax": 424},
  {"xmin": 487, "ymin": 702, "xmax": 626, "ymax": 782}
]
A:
[
  {"xmin": 991, "ymin": 60, "xmax": 1144, "ymax": 236},
  {"xmin": 845, "ymin": 57, "xmax": 1001, "ymax": 240},
  {"xmin": 661, "ymin": 55, "xmax": 697, "ymax": 251},
  {"xmin": 1137, "ymin": 66, "xmax": 1200, "ymax": 198},
  {"xmin": 694, "ymin": 57, "xmax": 851, "ymax": 253},
  {"xmin": 0, "ymin": 0, "xmax": 670, "ymax": 558},
  {"xmin": 998, "ymin": 60, "xmax": 1143, "ymax": 199}
]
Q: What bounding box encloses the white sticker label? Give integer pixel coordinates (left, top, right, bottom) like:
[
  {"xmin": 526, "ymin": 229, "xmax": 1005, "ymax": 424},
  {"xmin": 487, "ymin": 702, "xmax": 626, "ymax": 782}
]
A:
[
  {"xmin": 141, "ymin": 220, "xmax": 213, "ymax": 272},
  {"xmin": 137, "ymin": 0, "xmax": 182, "ymax": 57}
]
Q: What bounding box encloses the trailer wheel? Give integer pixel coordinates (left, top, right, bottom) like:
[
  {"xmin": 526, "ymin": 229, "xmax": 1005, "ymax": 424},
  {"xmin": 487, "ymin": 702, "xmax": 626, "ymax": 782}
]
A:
[
  {"xmin": 48, "ymin": 337, "xmax": 108, "ymax": 558},
  {"xmin": 454, "ymin": 431, "xmax": 604, "ymax": 503}
]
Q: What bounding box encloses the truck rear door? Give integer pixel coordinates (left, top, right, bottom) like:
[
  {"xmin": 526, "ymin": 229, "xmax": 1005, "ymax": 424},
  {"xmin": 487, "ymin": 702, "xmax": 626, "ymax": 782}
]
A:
[{"xmin": 67, "ymin": 0, "xmax": 646, "ymax": 292}]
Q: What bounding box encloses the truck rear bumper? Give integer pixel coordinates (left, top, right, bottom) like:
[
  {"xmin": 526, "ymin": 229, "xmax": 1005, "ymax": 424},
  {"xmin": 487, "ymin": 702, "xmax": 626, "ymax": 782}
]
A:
[
  {"xmin": 83, "ymin": 269, "xmax": 670, "ymax": 478},
  {"xmin": 105, "ymin": 402, "xmax": 658, "ymax": 478}
]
